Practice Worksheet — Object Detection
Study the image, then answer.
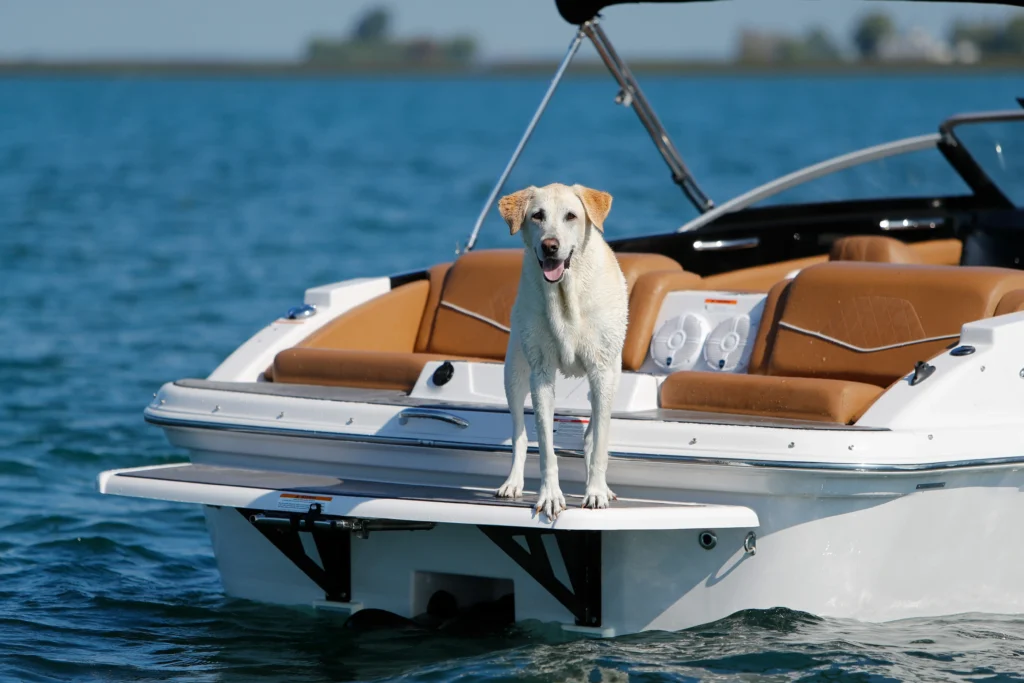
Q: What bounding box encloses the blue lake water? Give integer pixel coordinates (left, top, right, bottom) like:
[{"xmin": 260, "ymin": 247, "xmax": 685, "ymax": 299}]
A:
[{"xmin": 3, "ymin": 73, "xmax": 1024, "ymax": 682}]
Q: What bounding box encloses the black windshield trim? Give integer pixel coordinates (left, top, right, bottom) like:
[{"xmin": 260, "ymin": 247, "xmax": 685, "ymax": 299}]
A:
[{"xmin": 938, "ymin": 110, "xmax": 1022, "ymax": 208}]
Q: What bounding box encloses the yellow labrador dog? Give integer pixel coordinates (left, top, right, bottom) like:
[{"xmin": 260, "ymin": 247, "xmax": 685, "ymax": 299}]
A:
[{"xmin": 495, "ymin": 183, "xmax": 627, "ymax": 520}]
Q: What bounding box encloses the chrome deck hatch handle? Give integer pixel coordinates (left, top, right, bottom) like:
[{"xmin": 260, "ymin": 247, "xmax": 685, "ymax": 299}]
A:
[{"xmin": 397, "ymin": 408, "xmax": 470, "ymax": 429}]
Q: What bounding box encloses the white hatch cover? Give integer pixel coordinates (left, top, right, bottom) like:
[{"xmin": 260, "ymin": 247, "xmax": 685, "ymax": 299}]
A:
[{"xmin": 98, "ymin": 463, "xmax": 759, "ymax": 531}]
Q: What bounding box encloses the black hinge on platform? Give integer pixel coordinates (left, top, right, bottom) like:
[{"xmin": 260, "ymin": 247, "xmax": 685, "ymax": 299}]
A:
[
  {"xmin": 479, "ymin": 526, "xmax": 602, "ymax": 627},
  {"xmin": 239, "ymin": 505, "xmax": 352, "ymax": 602}
]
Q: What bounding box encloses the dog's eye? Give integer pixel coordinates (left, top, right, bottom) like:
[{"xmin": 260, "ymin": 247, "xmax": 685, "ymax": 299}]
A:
[
  {"xmin": 565, "ymin": 212, "xmax": 577, "ymax": 221},
  {"xmin": 531, "ymin": 210, "xmax": 545, "ymax": 221}
]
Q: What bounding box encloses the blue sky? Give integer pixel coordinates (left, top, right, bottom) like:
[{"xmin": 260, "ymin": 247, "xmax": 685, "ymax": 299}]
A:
[{"xmin": 0, "ymin": 0, "xmax": 1018, "ymax": 61}]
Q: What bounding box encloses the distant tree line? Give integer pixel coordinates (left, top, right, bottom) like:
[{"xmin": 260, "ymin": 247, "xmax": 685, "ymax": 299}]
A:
[
  {"xmin": 738, "ymin": 10, "xmax": 1024, "ymax": 64},
  {"xmin": 737, "ymin": 26, "xmax": 842, "ymax": 64},
  {"xmin": 305, "ymin": 7, "xmax": 477, "ymax": 67},
  {"xmin": 948, "ymin": 16, "xmax": 1024, "ymax": 58}
]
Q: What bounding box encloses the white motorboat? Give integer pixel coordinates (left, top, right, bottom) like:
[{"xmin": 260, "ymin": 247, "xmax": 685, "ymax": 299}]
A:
[{"xmin": 99, "ymin": 0, "xmax": 1024, "ymax": 637}]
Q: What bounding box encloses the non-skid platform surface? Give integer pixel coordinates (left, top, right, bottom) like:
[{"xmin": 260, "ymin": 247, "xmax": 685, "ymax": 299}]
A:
[
  {"xmin": 123, "ymin": 463, "xmax": 649, "ymax": 509},
  {"xmin": 100, "ymin": 463, "xmax": 760, "ymax": 531}
]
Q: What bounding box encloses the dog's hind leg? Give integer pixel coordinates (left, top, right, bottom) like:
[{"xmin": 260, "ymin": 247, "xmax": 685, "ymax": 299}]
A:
[
  {"xmin": 497, "ymin": 337, "xmax": 530, "ymax": 499},
  {"xmin": 531, "ymin": 367, "xmax": 565, "ymax": 521},
  {"xmin": 582, "ymin": 365, "xmax": 620, "ymax": 509}
]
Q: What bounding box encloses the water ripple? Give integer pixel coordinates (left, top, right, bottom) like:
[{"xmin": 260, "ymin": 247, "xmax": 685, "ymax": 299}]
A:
[{"xmin": 2, "ymin": 74, "xmax": 1023, "ymax": 682}]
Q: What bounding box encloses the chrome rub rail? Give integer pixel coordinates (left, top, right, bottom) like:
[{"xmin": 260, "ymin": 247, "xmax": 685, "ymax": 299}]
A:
[{"xmin": 144, "ymin": 411, "xmax": 1024, "ymax": 474}]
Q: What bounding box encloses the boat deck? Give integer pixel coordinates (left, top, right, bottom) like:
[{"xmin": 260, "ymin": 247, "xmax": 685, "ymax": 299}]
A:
[
  {"xmin": 176, "ymin": 379, "xmax": 886, "ymax": 431},
  {"xmin": 99, "ymin": 462, "xmax": 760, "ymax": 531}
]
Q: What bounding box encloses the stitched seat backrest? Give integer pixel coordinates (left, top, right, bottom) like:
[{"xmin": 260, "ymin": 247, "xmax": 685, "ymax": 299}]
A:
[
  {"xmin": 995, "ymin": 289, "xmax": 1024, "ymax": 316},
  {"xmin": 425, "ymin": 249, "xmax": 523, "ymax": 360},
  {"xmin": 830, "ymin": 235, "xmax": 922, "ymax": 264},
  {"xmin": 299, "ymin": 279, "xmax": 431, "ymax": 353},
  {"xmin": 423, "ymin": 248, "xmax": 685, "ymax": 362},
  {"xmin": 617, "ymin": 252, "xmax": 684, "ymax": 291},
  {"xmin": 755, "ymin": 262, "xmax": 1024, "ymax": 386}
]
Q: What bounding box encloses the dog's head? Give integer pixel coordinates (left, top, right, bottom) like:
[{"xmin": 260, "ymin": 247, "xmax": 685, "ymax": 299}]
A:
[{"xmin": 498, "ymin": 183, "xmax": 612, "ymax": 284}]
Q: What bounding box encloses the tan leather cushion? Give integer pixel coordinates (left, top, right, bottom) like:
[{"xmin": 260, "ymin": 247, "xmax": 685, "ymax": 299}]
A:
[
  {"xmin": 700, "ymin": 255, "xmax": 826, "ymax": 292},
  {"xmin": 415, "ymin": 263, "xmax": 452, "ymax": 352},
  {"xmin": 747, "ymin": 278, "xmax": 793, "ymax": 375},
  {"xmin": 910, "ymin": 238, "xmax": 962, "ymax": 266},
  {"xmin": 660, "ymin": 371, "xmax": 883, "ymax": 424},
  {"xmin": 277, "ymin": 248, "xmax": 688, "ymax": 389},
  {"xmin": 766, "ymin": 262, "xmax": 1024, "ymax": 386},
  {"xmin": 273, "ymin": 348, "xmax": 491, "ymax": 392},
  {"xmin": 696, "ymin": 239, "xmax": 962, "ymax": 294},
  {"xmin": 617, "ymin": 252, "xmax": 684, "ymax": 290},
  {"xmin": 622, "ymin": 269, "xmax": 703, "ymax": 371},
  {"xmin": 830, "ymin": 236, "xmax": 921, "ymax": 264},
  {"xmin": 425, "ymin": 250, "xmax": 522, "ymax": 360},
  {"xmin": 424, "ymin": 248, "xmax": 684, "ymax": 362},
  {"xmin": 996, "ymin": 289, "xmax": 1024, "ymax": 316},
  {"xmin": 300, "ymin": 280, "xmax": 430, "ymax": 353}
]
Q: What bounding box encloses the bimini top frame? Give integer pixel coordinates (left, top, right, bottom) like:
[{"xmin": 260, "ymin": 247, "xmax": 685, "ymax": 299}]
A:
[
  {"xmin": 554, "ymin": 0, "xmax": 1024, "ymax": 25},
  {"xmin": 464, "ymin": 18, "xmax": 713, "ymax": 251}
]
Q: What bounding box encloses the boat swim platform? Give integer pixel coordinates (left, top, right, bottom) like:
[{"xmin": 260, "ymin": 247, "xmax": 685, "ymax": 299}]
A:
[{"xmin": 98, "ymin": 463, "xmax": 759, "ymax": 633}]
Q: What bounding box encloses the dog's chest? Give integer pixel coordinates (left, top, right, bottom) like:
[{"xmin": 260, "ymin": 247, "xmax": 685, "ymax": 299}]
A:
[
  {"xmin": 548, "ymin": 323, "xmax": 590, "ymax": 376},
  {"xmin": 514, "ymin": 260, "xmax": 627, "ymax": 376},
  {"xmin": 541, "ymin": 291, "xmax": 605, "ymax": 375}
]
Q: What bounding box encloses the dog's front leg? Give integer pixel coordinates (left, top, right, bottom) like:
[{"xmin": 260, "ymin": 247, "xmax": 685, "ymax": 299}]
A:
[
  {"xmin": 497, "ymin": 339, "xmax": 530, "ymax": 498},
  {"xmin": 531, "ymin": 368, "xmax": 565, "ymax": 520},
  {"xmin": 583, "ymin": 420, "xmax": 594, "ymax": 486},
  {"xmin": 582, "ymin": 365, "xmax": 619, "ymax": 509}
]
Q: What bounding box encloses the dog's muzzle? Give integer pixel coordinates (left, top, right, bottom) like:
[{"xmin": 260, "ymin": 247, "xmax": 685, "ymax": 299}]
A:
[{"xmin": 540, "ymin": 249, "xmax": 573, "ymax": 284}]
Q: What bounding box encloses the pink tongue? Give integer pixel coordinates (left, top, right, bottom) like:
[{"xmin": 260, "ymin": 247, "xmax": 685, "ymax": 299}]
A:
[{"xmin": 542, "ymin": 258, "xmax": 565, "ymax": 282}]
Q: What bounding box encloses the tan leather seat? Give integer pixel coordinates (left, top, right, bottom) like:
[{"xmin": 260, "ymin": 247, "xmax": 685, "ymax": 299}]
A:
[
  {"xmin": 622, "ymin": 269, "xmax": 703, "ymax": 369},
  {"xmin": 995, "ymin": 289, "xmax": 1024, "ymax": 316},
  {"xmin": 661, "ymin": 373, "xmax": 883, "ymax": 424},
  {"xmin": 830, "ymin": 235, "xmax": 922, "ymax": 264},
  {"xmin": 909, "ymin": 238, "xmax": 962, "ymax": 266},
  {"xmin": 270, "ymin": 248, "xmax": 690, "ymax": 390},
  {"xmin": 761, "ymin": 262, "xmax": 1024, "ymax": 385},
  {"xmin": 662, "ymin": 262, "xmax": 1024, "ymax": 423},
  {"xmin": 700, "ymin": 255, "xmax": 827, "ymax": 293},
  {"xmin": 698, "ymin": 238, "xmax": 962, "ymax": 294},
  {"xmin": 831, "ymin": 236, "xmax": 964, "ymax": 266},
  {"xmin": 272, "ymin": 349, "xmax": 481, "ymax": 392}
]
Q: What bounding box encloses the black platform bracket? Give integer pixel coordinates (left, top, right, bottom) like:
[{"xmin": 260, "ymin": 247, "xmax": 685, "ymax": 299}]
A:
[
  {"xmin": 478, "ymin": 525, "xmax": 602, "ymax": 627},
  {"xmin": 238, "ymin": 505, "xmax": 433, "ymax": 604},
  {"xmin": 236, "ymin": 504, "xmax": 601, "ymax": 625},
  {"xmin": 240, "ymin": 505, "xmax": 352, "ymax": 602}
]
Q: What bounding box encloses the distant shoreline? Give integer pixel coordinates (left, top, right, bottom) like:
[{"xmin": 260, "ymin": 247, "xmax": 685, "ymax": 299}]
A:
[{"xmin": 2, "ymin": 58, "xmax": 1023, "ymax": 78}]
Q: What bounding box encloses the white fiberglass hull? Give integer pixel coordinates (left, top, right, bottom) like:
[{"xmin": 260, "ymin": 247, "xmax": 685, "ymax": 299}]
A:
[
  {"xmin": 194, "ymin": 460, "xmax": 1024, "ymax": 634},
  {"xmin": 149, "ymin": 418, "xmax": 1024, "ymax": 635},
  {"xmin": 109, "ymin": 278, "xmax": 1024, "ymax": 636}
]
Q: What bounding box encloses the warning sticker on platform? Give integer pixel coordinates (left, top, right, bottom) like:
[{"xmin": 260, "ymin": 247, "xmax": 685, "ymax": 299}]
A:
[{"xmin": 277, "ymin": 492, "xmax": 333, "ymax": 512}]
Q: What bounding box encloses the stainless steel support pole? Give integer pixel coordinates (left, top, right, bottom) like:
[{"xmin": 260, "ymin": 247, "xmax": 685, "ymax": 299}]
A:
[
  {"xmin": 464, "ymin": 28, "xmax": 585, "ymax": 252},
  {"xmin": 584, "ymin": 22, "xmax": 714, "ymax": 213}
]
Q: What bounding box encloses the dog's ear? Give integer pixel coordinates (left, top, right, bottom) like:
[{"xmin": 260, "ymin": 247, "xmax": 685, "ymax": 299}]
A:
[
  {"xmin": 498, "ymin": 187, "xmax": 534, "ymax": 235},
  {"xmin": 572, "ymin": 185, "xmax": 613, "ymax": 232}
]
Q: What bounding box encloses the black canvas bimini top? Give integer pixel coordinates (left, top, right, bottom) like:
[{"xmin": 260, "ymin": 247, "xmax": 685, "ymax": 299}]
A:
[{"xmin": 555, "ymin": 0, "xmax": 1024, "ymax": 24}]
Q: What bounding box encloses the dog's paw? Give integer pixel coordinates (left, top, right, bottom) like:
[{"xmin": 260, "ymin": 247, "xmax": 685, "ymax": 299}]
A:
[
  {"xmin": 581, "ymin": 485, "xmax": 617, "ymax": 509},
  {"xmin": 496, "ymin": 477, "xmax": 524, "ymax": 499},
  {"xmin": 534, "ymin": 485, "xmax": 566, "ymax": 521}
]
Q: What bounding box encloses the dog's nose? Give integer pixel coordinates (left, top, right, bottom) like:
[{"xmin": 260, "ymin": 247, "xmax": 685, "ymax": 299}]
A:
[{"xmin": 541, "ymin": 239, "xmax": 559, "ymax": 256}]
